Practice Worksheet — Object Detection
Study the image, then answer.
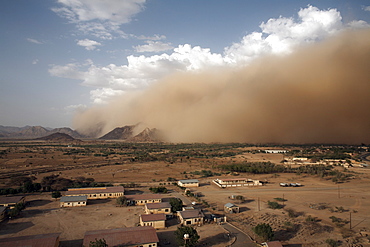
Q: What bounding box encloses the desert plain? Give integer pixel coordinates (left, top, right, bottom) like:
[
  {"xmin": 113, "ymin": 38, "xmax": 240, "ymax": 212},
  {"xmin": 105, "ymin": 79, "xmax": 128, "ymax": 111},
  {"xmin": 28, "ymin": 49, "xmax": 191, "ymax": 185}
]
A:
[{"xmin": 0, "ymin": 140, "xmax": 369, "ymax": 247}]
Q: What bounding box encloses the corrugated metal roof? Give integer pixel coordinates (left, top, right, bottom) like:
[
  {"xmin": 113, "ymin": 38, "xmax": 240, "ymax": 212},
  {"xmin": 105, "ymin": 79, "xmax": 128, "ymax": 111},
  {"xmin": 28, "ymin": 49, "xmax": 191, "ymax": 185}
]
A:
[
  {"xmin": 141, "ymin": 213, "xmax": 166, "ymax": 222},
  {"xmin": 146, "ymin": 202, "xmax": 171, "ymax": 209},
  {"xmin": 0, "ymin": 233, "xmax": 60, "ymax": 247},
  {"xmin": 224, "ymin": 203, "xmax": 236, "ymax": 208},
  {"xmin": 66, "ymin": 186, "xmax": 124, "ymax": 195},
  {"xmin": 178, "ymin": 209, "xmax": 204, "ymax": 219},
  {"xmin": 60, "ymin": 195, "xmax": 87, "ymax": 202},
  {"xmin": 125, "ymin": 194, "xmax": 163, "ymax": 201},
  {"xmin": 0, "ymin": 196, "xmax": 24, "ymax": 205},
  {"xmin": 83, "ymin": 226, "xmax": 159, "ymax": 246},
  {"xmin": 179, "ymin": 179, "xmax": 199, "ymax": 183}
]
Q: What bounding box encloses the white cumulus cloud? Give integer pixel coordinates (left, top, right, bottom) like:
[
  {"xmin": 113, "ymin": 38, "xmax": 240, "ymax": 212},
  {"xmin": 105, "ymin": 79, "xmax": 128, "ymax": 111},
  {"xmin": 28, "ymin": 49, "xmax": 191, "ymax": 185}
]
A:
[
  {"xmin": 27, "ymin": 38, "xmax": 43, "ymax": 44},
  {"xmin": 77, "ymin": 39, "xmax": 102, "ymax": 50},
  {"xmin": 50, "ymin": 6, "xmax": 368, "ymax": 104},
  {"xmin": 52, "ymin": 0, "xmax": 145, "ymax": 39},
  {"xmin": 134, "ymin": 41, "xmax": 174, "ymax": 53}
]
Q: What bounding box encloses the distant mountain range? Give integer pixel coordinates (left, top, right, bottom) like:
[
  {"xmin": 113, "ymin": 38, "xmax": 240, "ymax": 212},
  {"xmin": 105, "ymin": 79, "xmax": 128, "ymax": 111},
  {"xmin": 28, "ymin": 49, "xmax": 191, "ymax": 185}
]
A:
[{"xmin": 0, "ymin": 125, "xmax": 163, "ymax": 142}]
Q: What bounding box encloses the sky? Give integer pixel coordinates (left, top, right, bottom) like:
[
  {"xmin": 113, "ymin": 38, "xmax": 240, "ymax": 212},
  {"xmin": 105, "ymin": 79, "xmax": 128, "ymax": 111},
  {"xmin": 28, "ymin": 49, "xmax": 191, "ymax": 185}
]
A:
[{"xmin": 0, "ymin": 0, "xmax": 369, "ymax": 132}]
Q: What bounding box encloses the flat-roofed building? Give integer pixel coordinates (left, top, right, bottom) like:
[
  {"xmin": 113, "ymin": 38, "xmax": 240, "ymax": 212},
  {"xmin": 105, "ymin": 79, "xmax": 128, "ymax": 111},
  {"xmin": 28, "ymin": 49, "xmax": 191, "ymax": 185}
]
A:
[
  {"xmin": 0, "ymin": 196, "xmax": 25, "ymax": 209},
  {"xmin": 178, "ymin": 209, "xmax": 204, "ymax": 226},
  {"xmin": 177, "ymin": 179, "xmax": 199, "ymax": 187},
  {"xmin": 145, "ymin": 202, "xmax": 171, "ymax": 215},
  {"xmin": 60, "ymin": 195, "xmax": 87, "ymax": 207},
  {"xmin": 224, "ymin": 203, "xmax": 240, "ymax": 214},
  {"xmin": 213, "ymin": 178, "xmax": 262, "ymax": 188},
  {"xmin": 140, "ymin": 213, "xmax": 166, "ymax": 229},
  {"xmin": 65, "ymin": 186, "xmax": 124, "ymax": 199},
  {"xmin": 83, "ymin": 226, "xmax": 159, "ymax": 247},
  {"xmin": 0, "ymin": 233, "xmax": 60, "ymax": 247},
  {"xmin": 126, "ymin": 194, "xmax": 163, "ymax": 206}
]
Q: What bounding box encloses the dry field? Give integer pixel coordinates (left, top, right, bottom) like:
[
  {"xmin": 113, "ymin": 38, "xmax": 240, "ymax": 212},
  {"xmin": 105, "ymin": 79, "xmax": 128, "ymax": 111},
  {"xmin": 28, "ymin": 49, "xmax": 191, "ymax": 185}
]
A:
[{"xmin": 0, "ymin": 141, "xmax": 369, "ymax": 246}]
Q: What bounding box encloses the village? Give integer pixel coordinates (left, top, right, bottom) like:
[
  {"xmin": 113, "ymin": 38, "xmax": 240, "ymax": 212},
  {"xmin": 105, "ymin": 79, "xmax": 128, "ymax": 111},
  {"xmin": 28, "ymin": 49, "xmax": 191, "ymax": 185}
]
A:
[{"xmin": 0, "ymin": 142, "xmax": 369, "ymax": 247}]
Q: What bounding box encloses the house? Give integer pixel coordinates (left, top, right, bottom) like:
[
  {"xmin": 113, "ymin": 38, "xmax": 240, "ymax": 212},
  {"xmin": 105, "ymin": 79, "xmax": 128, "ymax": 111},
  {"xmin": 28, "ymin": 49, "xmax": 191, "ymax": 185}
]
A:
[
  {"xmin": 177, "ymin": 179, "xmax": 199, "ymax": 187},
  {"xmin": 140, "ymin": 213, "xmax": 166, "ymax": 229},
  {"xmin": 83, "ymin": 226, "xmax": 159, "ymax": 247},
  {"xmin": 213, "ymin": 178, "xmax": 262, "ymax": 188},
  {"xmin": 0, "ymin": 233, "xmax": 60, "ymax": 247},
  {"xmin": 0, "ymin": 196, "xmax": 25, "ymax": 209},
  {"xmin": 178, "ymin": 209, "xmax": 204, "ymax": 226},
  {"xmin": 65, "ymin": 186, "xmax": 124, "ymax": 199},
  {"xmin": 126, "ymin": 194, "xmax": 163, "ymax": 206},
  {"xmin": 145, "ymin": 202, "xmax": 172, "ymax": 216},
  {"xmin": 224, "ymin": 203, "xmax": 240, "ymax": 214},
  {"xmin": 60, "ymin": 195, "xmax": 87, "ymax": 207}
]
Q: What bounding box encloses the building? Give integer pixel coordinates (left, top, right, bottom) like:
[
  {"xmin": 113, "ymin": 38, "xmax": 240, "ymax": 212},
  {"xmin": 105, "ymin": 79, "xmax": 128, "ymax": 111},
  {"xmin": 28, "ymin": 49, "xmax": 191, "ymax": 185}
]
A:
[
  {"xmin": 145, "ymin": 202, "xmax": 172, "ymax": 216},
  {"xmin": 224, "ymin": 203, "xmax": 240, "ymax": 214},
  {"xmin": 265, "ymin": 150, "xmax": 287, "ymax": 154},
  {"xmin": 177, "ymin": 179, "xmax": 199, "ymax": 187},
  {"xmin": 65, "ymin": 186, "xmax": 124, "ymax": 199},
  {"xmin": 140, "ymin": 213, "xmax": 166, "ymax": 229},
  {"xmin": 0, "ymin": 196, "xmax": 25, "ymax": 209},
  {"xmin": 213, "ymin": 178, "xmax": 262, "ymax": 188},
  {"xmin": 60, "ymin": 195, "xmax": 87, "ymax": 207},
  {"xmin": 0, "ymin": 233, "xmax": 60, "ymax": 247},
  {"xmin": 83, "ymin": 226, "xmax": 159, "ymax": 247},
  {"xmin": 178, "ymin": 209, "xmax": 204, "ymax": 226},
  {"xmin": 0, "ymin": 206, "xmax": 6, "ymax": 221},
  {"xmin": 126, "ymin": 194, "xmax": 163, "ymax": 206}
]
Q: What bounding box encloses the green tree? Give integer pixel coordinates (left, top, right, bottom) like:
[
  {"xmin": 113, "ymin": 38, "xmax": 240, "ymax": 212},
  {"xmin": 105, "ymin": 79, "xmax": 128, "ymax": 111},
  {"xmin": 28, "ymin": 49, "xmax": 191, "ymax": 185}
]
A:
[
  {"xmin": 89, "ymin": 238, "xmax": 108, "ymax": 247},
  {"xmin": 267, "ymin": 201, "xmax": 281, "ymax": 209},
  {"xmin": 325, "ymin": 238, "xmax": 339, "ymax": 247},
  {"xmin": 174, "ymin": 226, "xmax": 200, "ymax": 247},
  {"xmin": 51, "ymin": 191, "xmax": 62, "ymax": 199},
  {"xmin": 253, "ymin": 223, "xmax": 274, "ymax": 241},
  {"xmin": 169, "ymin": 198, "xmax": 183, "ymax": 213},
  {"xmin": 116, "ymin": 196, "xmax": 127, "ymax": 206}
]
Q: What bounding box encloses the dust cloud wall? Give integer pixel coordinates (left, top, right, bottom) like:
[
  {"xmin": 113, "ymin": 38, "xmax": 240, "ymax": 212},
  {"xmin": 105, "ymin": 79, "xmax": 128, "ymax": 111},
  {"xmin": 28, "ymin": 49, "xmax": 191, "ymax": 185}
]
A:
[{"xmin": 74, "ymin": 29, "xmax": 370, "ymax": 144}]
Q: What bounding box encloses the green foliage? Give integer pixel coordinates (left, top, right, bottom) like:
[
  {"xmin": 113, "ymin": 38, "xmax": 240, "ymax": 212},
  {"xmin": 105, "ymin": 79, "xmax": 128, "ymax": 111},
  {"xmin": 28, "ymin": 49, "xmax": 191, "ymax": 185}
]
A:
[
  {"xmin": 89, "ymin": 238, "xmax": 108, "ymax": 247},
  {"xmin": 51, "ymin": 191, "xmax": 62, "ymax": 199},
  {"xmin": 116, "ymin": 196, "xmax": 127, "ymax": 206},
  {"xmin": 325, "ymin": 238, "xmax": 339, "ymax": 247},
  {"xmin": 8, "ymin": 202, "xmax": 26, "ymax": 218},
  {"xmin": 253, "ymin": 223, "xmax": 274, "ymax": 241},
  {"xmin": 285, "ymin": 208, "xmax": 298, "ymax": 218},
  {"xmin": 267, "ymin": 201, "xmax": 281, "ymax": 209},
  {"xmin": 149, "ymin": 186, "xmax": 168, "ymax": 193},
  {"xmin": 174, "ymin": 226, "xmax": 200, "ymax": 247},
  {"xmin": 274, "ymin": 197, "xmax": 287, "ymax": 202},
  {"xmin": 305, "ymin": 215, "xmax": 319, "ymax": 222},
  {"xmin": 169, "ymin": 198, "xmax": 183, "ymax": 213}
]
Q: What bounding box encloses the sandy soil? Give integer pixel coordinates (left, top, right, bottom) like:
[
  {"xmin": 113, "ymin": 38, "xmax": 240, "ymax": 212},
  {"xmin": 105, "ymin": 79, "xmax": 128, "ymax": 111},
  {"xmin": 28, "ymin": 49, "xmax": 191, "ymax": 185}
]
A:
[{"xmin": 0, "ymin": 143, "xmax": 369, "ymax": 246}]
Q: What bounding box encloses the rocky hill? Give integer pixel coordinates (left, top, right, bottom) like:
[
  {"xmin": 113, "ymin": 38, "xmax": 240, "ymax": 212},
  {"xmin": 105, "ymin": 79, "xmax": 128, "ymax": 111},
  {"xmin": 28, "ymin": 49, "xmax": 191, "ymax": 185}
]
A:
[
  {"xmin": 0, "ymin": 125, "xmax": 85, "ymax": 139},
  {"xmin": 127, "ymin": 128, "xmax": 163, "ymax": 142},
  {"xmin": 99, "ymin": 125, "xmax": 136, "ymax": 140},
  {"xmin": 36, "ymin": 132, "xmax": 76, "ymax": 142}
]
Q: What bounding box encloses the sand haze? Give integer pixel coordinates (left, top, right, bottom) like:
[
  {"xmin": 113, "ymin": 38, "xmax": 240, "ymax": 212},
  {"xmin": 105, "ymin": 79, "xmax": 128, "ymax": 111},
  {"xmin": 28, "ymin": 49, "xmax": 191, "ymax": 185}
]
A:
[{"xmin": 74, "ymin": 29, "xmax": 370, "ymax": 144}]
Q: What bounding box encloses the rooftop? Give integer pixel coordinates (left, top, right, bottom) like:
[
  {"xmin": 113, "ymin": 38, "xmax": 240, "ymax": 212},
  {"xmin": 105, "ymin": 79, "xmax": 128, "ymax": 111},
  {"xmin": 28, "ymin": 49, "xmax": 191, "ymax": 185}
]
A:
[
  {"xmin": 141, "ymin": 213, "xmax": 166, "ymax": 222},
  {"xmin": 146, "ymin": 202, "xmax": 171, "ymax": 209},
  {"xmin": 224, "ymin": 203, "xmax": 238, "ymax": 208},
  {"xmin": 66, "ymin": 186, "xmax": 124, "ymax": 195},
  {"xmin": 126, "ymin": 194, "xmax": 164, "ymax": 201},
  {"xmin": 60, "ymin": 195, "xmax": 87, "ymax": 202},
  {"xmin": 179, "ymin": 179, "xmax": 199, "ymax": 183},
  {"xmin": 0, "ymin": 196, "xmax": 24, "ymax": 205},
  {"xmin": 0, "ymin": 233, "xmax": 60, "ymax": 247},
  {"xmin": 178, "ymin": 209, "xmax": 204, "ymax": 219},
  {"xmin": 83, "ymin": 226, "xmax": 159, "ymax": 246}
]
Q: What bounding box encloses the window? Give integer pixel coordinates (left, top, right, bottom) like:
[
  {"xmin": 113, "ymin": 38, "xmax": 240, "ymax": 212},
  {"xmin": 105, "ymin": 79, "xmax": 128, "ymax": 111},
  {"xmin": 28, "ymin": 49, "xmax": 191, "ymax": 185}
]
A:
[
  {"xmin": 78, "ymin": 202, "xmax": 80, "ymax": 204},
  {"xmin": 165, "ymin": 209, "xmax": 169, "ymax": 212}
]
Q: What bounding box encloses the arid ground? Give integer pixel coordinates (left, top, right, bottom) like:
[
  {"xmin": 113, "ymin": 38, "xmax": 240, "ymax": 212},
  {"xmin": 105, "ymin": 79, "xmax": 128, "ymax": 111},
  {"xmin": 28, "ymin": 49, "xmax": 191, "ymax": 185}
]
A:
[{"xmin": 0, "ymin": 141, "xmax": 369, "ymax": 246}]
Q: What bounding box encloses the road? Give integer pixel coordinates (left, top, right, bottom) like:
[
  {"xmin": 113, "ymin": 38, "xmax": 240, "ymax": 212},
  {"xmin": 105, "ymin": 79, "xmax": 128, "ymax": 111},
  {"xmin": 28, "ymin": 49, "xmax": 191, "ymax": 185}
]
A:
[{"xmin": 222, "ymin": 222, "xmax": 257, "ymax": 247}]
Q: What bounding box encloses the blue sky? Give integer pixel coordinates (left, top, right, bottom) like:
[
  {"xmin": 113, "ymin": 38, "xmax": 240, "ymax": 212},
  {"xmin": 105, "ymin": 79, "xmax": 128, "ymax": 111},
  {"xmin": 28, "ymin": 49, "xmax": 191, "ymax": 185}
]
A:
[{"xmin": 1, "ymin": 0, "xmax": 369, "ymax": 128}]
